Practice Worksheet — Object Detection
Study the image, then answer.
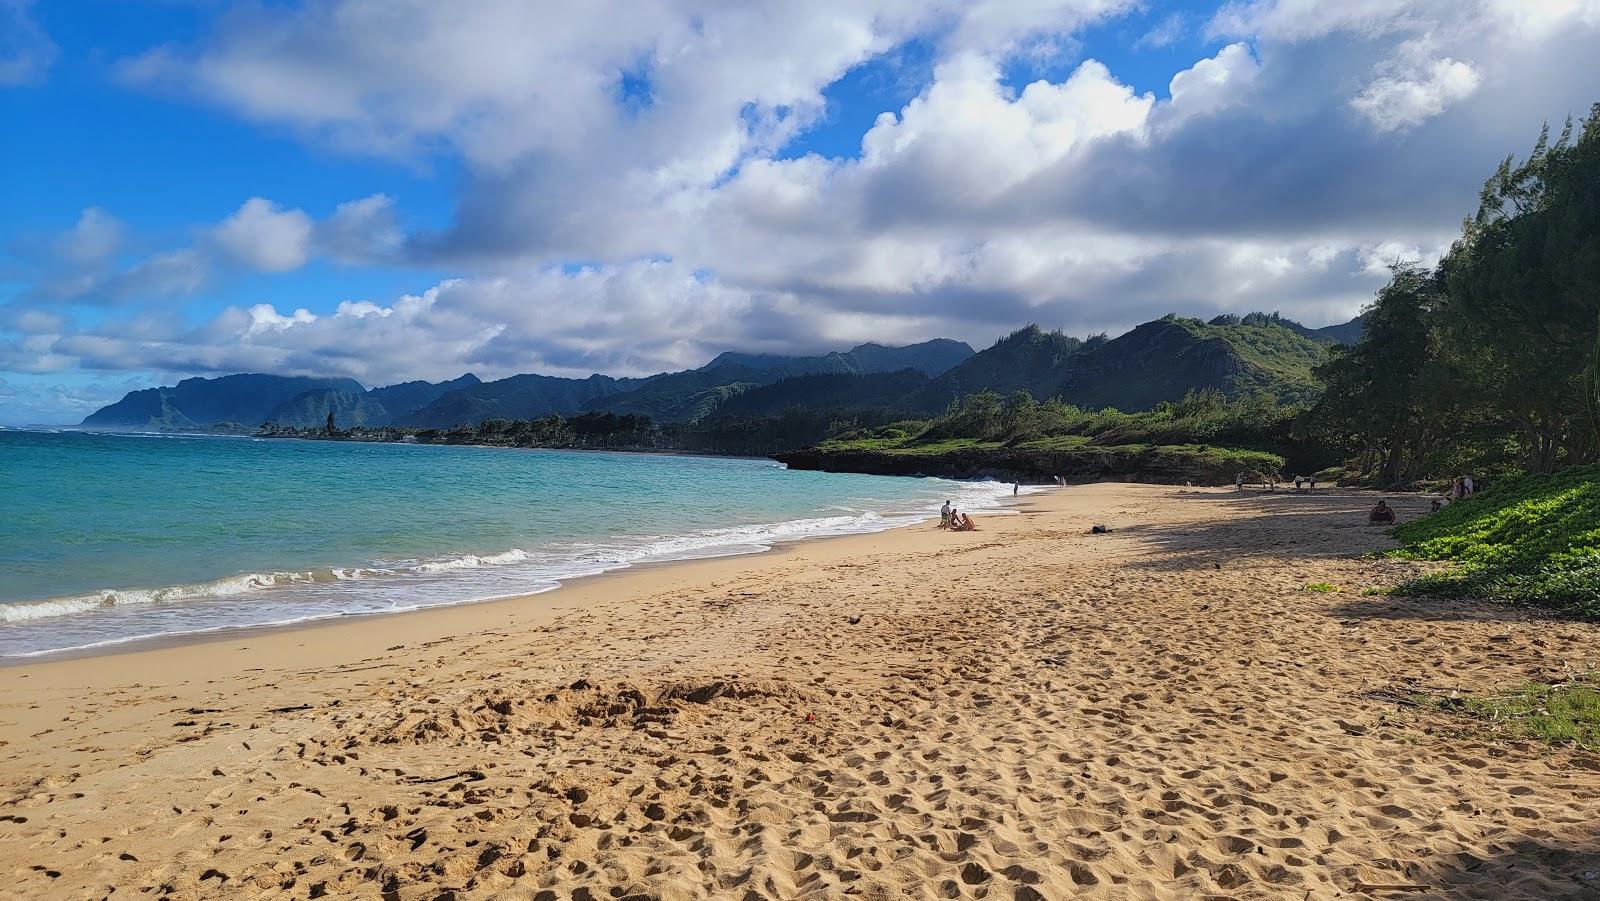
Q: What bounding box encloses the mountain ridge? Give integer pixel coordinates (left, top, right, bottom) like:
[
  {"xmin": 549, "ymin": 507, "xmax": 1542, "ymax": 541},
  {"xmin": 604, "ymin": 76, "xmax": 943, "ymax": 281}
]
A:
[{"xmin": 80, "ymin": 315, "xmax": 1360, "ymax": 430}]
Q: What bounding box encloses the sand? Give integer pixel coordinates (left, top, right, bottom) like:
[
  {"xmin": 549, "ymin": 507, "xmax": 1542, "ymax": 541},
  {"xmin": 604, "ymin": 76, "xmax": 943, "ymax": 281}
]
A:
[{"xmin": 2, "ymin": 484, "xmax": 1599, "ymax": 900}]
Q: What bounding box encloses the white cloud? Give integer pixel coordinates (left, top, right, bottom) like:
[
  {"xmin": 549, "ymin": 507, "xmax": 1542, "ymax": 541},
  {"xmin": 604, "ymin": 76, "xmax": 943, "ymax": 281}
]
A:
[
  {"xmin": 29, "ymin": 263, "xmax": 801, "ymax": 385},
  {"xmin": 1208, "ymin": 0, "xmax": 1423, "ymax": 42},
  {"xmin": 211, "ymin": 198, "xmax": 314, "ymax": 272},
  {"xmin": 856, "ymin": 54, "xmax": 1153, "ymax": 200},
  {"xmin": 10, "ymin": 195, "xmax": 398, "ymax": 308},
  {"xmin": 57, "ymin": 208, "xmax": 126, "ymax": 266},
  {"xmin": 111, "ymin": 249, "xmax": 208, "ymax": 299},
  {"xmin": 1135, "ymin": 12, "xmax": 1187, "ymax": 49},
  {"xmin": 1164, "ymin": 42, "xmax": 1259, "ymax": 122},
  {"xmin": 316, "ymin": 194, "xmax": 402, "ymax": 264},
  {"xmin": 244, "ymin": 303, "xmax": 317, "ymax": 335},
  {"xmin": 1212, "ymin": 0, "xmax": 1600, "ymax": 43},
  {"xmin": 9, "ymin": 0, "xmax": 1600, "ymax": 407},
  {"xmin": 1351, "ymin": 37, "xmax": 1481, "ymax": 131},
  {"xmin": 0, "ymin": 0, "xmax": 56, "ymax": 85},
  {"xmin": 1481, "ymin": 0, "xmax": 1600, "ymax": 40}
]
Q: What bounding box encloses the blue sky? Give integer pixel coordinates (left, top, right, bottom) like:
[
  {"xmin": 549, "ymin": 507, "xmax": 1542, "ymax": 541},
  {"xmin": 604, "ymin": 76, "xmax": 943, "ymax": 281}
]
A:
[{"xmin": 3, "ymin": 0, "xmax": 1598, "ymax": 424}]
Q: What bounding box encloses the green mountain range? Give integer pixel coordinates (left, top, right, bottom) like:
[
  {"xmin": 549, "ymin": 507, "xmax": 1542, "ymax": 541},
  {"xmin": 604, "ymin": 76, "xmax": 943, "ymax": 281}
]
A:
[
  {"xmin": 82, "ymin": 374, "xmax": 369, "ymax": 430},
  {"xmin": 717, "ymin": 314, "xmax": 1340, "ymax": 419},
  {"xmin": 396, "ymin": 339, "xmax": 975, "ymax": 428},
  {"xmin": 81, "ymin": 314, "xmax": 1358, "ymax": 430}
]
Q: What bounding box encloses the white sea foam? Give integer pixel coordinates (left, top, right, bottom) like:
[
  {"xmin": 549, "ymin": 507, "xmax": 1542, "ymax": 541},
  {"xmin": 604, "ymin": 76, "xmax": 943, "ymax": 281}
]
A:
[
  {"xmin": 411, "ymin": 548, "xmax": 532, "ymax": 573},
  {"xmin": 0, "ymin": 570, "xmax": 320, "ymax": 623},
  {"xmin": 1, "ymin": 476, "xmax": 1027, "ymax": 655}
]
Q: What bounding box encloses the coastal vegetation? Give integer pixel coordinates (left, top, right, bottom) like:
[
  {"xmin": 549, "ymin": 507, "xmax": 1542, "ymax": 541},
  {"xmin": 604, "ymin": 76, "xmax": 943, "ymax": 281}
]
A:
[
  {"xmin": 1423, "ymin": 677, "xmax": 1600, "ymax": 749},
  {"xmin": 1306, "ymin": 106, "xmax": 1600, "ymax": 483},
  {"xmin": 778, "ymin": 389, "xmax": 1295, "ymax": 483},
  {"xmin": 1305, "ymin": 107, "xmax": 1598, "ymax": 618},
  {"xmin": 1391, "ymin": 464, "xmax": 1600, "ymax": 616}
]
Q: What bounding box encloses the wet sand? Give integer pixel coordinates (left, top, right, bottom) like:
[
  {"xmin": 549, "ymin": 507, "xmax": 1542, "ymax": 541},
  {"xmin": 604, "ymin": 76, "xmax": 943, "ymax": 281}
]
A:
[{"xmin": 2, "ymin": 484, "xmax": 1598, "ymax": 899}]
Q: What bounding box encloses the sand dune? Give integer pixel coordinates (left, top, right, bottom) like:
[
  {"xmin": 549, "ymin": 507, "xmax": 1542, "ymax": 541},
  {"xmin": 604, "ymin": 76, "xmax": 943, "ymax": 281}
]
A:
[{"xmin": 2, "ymin": 485, "xmax": 1598, "ymax": 899}]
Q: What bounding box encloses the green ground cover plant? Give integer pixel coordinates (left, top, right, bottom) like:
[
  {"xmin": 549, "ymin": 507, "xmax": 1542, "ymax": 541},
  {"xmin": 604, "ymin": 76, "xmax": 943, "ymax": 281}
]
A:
[{"xmin": 1390, "ymin": 465, "xmax": 1600, "ymax": 616}]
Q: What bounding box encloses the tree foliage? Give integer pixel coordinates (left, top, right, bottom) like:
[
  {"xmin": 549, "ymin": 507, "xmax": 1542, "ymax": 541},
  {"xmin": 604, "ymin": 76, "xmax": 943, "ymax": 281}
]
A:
[{"xmin": 1311, "ymin": 105, "xmax": 1600, "ymax": 481}]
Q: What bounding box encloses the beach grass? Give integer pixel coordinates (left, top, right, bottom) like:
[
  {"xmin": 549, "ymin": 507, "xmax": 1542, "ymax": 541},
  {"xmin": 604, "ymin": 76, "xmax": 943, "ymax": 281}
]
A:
[{"xmin": 1427, "ymin": 678, "xmax": 1600, "ymax": 749}]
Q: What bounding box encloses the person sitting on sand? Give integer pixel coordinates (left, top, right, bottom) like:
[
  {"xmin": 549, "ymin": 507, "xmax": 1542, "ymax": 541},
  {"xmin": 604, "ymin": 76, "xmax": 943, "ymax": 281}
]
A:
[
  {"xmin": 1368, "ymin": 500, "xmax": 1396, "ymax": 525},
  {"xmin": 953, "ymin": 511, "xmax": 978, "ymax": 531}
]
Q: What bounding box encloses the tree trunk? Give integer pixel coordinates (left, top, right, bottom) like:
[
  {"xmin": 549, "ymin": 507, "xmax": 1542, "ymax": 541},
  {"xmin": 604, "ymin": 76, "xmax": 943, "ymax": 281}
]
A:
[{"xmin": 1380, "ymin": 440, "xmax": 1404, "ymax": 486}]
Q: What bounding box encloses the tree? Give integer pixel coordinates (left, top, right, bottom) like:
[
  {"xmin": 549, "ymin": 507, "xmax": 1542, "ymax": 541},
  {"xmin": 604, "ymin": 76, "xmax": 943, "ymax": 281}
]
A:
[
  {"xmin": 1304, "ymin": 263, "xmax": 1443, "ymax": 484},
  {"xmin": 1442, "ymin": 107, "xmax": 1600, "ymax": 471}
]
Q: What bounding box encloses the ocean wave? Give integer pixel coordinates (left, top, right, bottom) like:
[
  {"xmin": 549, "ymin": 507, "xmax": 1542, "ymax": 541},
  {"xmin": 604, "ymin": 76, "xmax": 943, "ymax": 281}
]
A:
[
  {"xmin": 411, "ymin": 548, "xmax": 532, "ymax": 573},
  {"xmin": 0, "ymin": 477, "xmax": 1025, "ymax": 640},
  {"xmin": 0, "ymin": 570, "xmax": 321, "ymax": 623}
]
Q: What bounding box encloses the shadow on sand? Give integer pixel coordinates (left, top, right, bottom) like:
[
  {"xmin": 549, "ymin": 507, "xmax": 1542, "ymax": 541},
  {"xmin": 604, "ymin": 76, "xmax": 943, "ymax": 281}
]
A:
[
  {"xmin": 1326, "ymin": 591, "xmax": 1563, "ymax": 625},
  {"xmin": 1113, "ymin": 490, "xmax": 1431, "ymax": 572},
  {"xmin": 1397, "ymin": 834, "xmax": 1600, "ymax": 899}
]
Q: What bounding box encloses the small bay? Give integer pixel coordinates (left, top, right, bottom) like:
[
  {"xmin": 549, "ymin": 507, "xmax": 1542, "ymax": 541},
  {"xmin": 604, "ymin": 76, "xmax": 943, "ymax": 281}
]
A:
[{"xmin": 0, "ymin": 429, "xmax": 1009, "ymax": 658}]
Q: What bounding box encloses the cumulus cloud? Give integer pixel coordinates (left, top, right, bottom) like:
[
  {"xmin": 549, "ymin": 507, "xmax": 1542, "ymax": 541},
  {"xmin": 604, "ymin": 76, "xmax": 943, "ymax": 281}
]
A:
[
  {"xmin": 211, "ymin": 198, "xmax": 314, "ymax": 272},
  {"xmin": 6, "ymin": 194, "xmax": 405, "ymax": 315},
  {"xmin": 30, "ymin": 263, "xmax": 803, "ymax": 385},
  {"xmin": 1164, "ymin": 42, "xmax": 1259, "ymax": 122},
  {"xmin": 13, "ymin": 209, "xmax": 207, "ymax": 306},
  {"xmin": 1356, "ymin": 40, "xmax": 1478, "ymax": 131},
  {"xmin": 118, "ymin": 1, "xmax": 1136, "ymax": 165},
  {"xmin": 7, "ymin": 0, "xmax": 1600, "ymax": 416},
  {"xmin": 1208, "ymin": 0, "xmax": 1429, "ymax": 42}
]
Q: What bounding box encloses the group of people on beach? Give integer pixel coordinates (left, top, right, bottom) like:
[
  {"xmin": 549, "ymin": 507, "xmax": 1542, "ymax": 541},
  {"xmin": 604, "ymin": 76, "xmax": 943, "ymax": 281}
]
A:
[
  {"xmin": 1369, "ymin": 474, "xmax": 1480, "ymax": 525},
  {"xmin": 939, "ymin": 500, "xmax": 979, "ymax": 531}
]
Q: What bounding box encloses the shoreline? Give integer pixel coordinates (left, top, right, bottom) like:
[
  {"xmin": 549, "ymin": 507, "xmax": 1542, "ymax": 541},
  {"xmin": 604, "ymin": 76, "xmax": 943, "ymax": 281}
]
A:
[
  {"xmin": 6, "ymin": 483, "xmax": 1597, "ymax": 899},
  {"xmin": 0, "ymin": 485, "xmax": 1038, "ymax": 667}
]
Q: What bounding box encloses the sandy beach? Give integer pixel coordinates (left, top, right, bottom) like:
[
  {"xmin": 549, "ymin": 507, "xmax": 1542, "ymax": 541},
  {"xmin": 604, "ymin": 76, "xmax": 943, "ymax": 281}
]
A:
[{"xmin": 3, "ymin": 484, "xmax": 1598, "ymax": 899}]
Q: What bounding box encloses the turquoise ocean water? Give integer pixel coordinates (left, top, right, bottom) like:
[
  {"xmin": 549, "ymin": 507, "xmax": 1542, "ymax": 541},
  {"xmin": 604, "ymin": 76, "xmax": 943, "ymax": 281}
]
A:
[{"xmin": 0, "ymin": 429, "xmax": 1015, "ymax": 658}]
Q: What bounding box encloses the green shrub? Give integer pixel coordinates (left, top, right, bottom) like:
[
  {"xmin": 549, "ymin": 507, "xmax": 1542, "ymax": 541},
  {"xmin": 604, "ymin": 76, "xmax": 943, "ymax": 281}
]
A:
[{"xmin": 1391, "ymin": 465, "xmax": 1600, "ymax": 616}]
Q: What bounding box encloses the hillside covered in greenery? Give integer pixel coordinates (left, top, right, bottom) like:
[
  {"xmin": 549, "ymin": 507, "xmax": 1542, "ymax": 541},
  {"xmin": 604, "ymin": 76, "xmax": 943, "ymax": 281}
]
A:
[
  {"xmin": 775, "ymin": 389, "xmax": 1297, "ymax": 485},
  {"xmin": 86, "ymin": 315, "xmax": 1345, "ymax": 432}
]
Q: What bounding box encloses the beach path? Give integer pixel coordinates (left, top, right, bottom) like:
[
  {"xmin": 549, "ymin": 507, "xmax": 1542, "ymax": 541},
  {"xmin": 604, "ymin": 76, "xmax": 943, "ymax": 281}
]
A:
[{"xmin": 1, "ymin": 484, "xmax": 1597, "ymax": 899}]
